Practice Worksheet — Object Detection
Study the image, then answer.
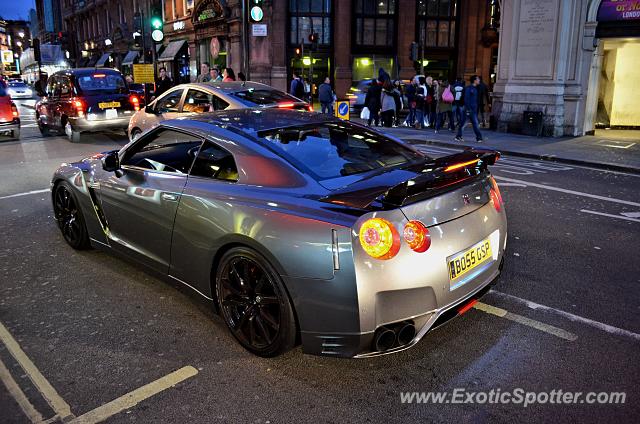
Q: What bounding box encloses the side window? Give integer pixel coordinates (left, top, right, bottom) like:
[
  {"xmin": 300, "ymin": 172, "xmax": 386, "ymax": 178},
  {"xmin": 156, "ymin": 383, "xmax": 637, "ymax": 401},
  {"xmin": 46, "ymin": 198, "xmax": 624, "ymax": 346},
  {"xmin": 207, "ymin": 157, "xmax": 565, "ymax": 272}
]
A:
[
  {"xmin": 190, "ymin": 141, "xmax": 238, "ymax": 182},
  {"xmin": 46, "ymin": 78, "xmax": 56, "ymax": 97},
  {"xmin": 156, "ymin": 89, "xmax": 183, "ymax": 113},
  {"xmin": 120, "ymin": 128, "xmax": 203, "ymax": 174},
  {"xmin": 59, "ymin": 77, "xmax": 72, "ymax": 98},
  {"xmin": 213, "ymin": 96, "xmax": 229, "ymax": 111},
  {"xmin": 183, "ymin": 89, "xmax": 213, "ymax": 113}
]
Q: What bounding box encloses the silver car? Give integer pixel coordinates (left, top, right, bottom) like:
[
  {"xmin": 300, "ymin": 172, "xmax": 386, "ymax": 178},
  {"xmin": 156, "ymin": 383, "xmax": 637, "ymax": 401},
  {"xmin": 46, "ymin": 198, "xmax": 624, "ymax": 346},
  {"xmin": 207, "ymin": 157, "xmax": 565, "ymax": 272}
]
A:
[
  {"xmin": 52, "ymin": 109, "xmax": 507, "ymax": 358},
  {"xmin": 127, "ymin": 81, "xmax": 310, "ymax": 141}
]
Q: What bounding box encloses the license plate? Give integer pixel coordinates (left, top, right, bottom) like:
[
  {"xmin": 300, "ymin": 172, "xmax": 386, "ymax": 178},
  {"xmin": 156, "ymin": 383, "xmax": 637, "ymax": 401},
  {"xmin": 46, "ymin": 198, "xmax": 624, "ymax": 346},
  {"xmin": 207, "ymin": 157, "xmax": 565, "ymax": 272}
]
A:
[
  {"xmin": 448, "ymin": 238, "xmax": 493, "ymax": 284},
  {"xmin": 105, "ymin": 109, "xmax": 118, "ymax": 119},
  {"xmin": 98, "ymin": 101, "xmax": 121, "ymax": 109}
]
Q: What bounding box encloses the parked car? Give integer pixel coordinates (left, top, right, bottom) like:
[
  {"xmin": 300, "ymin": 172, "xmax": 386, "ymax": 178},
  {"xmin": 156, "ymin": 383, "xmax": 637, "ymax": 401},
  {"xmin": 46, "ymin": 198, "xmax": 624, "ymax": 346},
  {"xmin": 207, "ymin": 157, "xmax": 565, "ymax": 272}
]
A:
[
  {"xmin": 51, "ymin": 108, "xmax": 507, "ymax": 358},
  {"xmin": 6, "ymin": 81, "xmax": 34, "ymax": 99},
  {"xmin": 35, "ymin": 68, "xmax": 141, "ymax": 142},
  {"xmin": 0, "ymin": 83, "xmax": 20, "ymax": 139},
  {"xmin": 128, "ymin": 81, "xmax": 310, "ymax": 141}
]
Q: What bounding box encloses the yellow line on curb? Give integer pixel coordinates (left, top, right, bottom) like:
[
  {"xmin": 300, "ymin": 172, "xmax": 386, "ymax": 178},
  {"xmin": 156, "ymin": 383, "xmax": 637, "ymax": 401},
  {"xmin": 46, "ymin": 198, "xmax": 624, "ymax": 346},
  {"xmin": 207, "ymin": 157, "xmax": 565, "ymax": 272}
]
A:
[
  {"xmin": 69, "ymin": 366, "xmax": 198, "ymax": 424},
  {"xmin": 0, "ymin": 321, "xmax": 75, "ymax": 421},
  {"xmin": 474, "ymin": 302, "xmax": 578, "ymax": 341},
  {"xmin": 0, "ymin": 357, "xmax": 45, "ymax": 423}
]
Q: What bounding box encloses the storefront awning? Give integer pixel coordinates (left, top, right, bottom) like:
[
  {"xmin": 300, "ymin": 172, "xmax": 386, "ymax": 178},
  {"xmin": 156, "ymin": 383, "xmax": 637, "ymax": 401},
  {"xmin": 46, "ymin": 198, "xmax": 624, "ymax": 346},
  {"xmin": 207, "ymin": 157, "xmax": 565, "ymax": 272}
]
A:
[
  {"xmin": 122, "ymin": 51, "xmax": 139, "ymax": 66},
  {"xmin": 95, "ymin": 53, "xmax": 111, "ymax": 67},
  {"xmin": 158, "ymin": 40, "xmax": 186, "ymax": 62}
]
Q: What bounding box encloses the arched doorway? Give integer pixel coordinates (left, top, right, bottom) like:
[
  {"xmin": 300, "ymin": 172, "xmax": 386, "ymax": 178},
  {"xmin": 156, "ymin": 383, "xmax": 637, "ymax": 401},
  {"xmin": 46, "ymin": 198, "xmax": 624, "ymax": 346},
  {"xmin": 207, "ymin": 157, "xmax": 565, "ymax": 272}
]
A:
[{"xmin": 584, "ymin": 0, "xmax": 640, "ymax": 133}]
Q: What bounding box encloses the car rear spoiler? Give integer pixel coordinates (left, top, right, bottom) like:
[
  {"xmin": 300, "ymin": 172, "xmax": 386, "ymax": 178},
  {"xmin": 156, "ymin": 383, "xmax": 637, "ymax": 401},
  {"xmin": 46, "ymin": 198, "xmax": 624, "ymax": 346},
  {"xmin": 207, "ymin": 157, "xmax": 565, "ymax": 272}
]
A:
[{"xmin": 321, "ymin": 149, "xmax": 500, "ymax": 210}]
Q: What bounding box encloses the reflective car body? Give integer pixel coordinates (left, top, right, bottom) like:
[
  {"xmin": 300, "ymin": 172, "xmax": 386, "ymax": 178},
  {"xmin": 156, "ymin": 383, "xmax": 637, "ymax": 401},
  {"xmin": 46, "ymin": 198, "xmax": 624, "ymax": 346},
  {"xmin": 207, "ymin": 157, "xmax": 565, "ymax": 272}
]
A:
[
  {"xmin": 127, "ymin": 81, "xmax": 310, "ymax": 141},
  {"xmin": 51, "ymin": 109, "xmax": 507, "ymax": 358},
  {"xmin": 0, "ymin": 83, "xmax": 20, "ymax": 139},
  {"xmin": 7, "ymin": 81, "xmax": 33, "ymax": 99}
]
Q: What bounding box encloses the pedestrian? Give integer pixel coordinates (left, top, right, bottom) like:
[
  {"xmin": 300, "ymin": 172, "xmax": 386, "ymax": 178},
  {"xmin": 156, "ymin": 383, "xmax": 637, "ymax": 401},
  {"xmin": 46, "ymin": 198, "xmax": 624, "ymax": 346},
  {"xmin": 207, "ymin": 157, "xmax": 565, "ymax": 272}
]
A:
[
  {"xmin": 378, "ymin": 67, "xmax": 391, "ymax": 85},
  {"xmin": 210, "ymin": 67, "xmax": 223, "ymax": 82},
  {"xmin": 455, "ymin": 75, "xmax": 484, "ymax": 142},
  {"xmin": 154, "ymin": 67, "xmax": 173, "ymax": 98},
  {"xmin": 238, "ymin": 72, "xmax": 247, "ymax": 82},
  {"xmin": 415, "ymin": 76, "xmax": 427, "ymax": 129},
  {"xmin": 223, "ymin": 67, "xmax": 236, "ymax": 82},
  {"xmin": 380, "ymin": 80, "xmax": 396, "ymax": 128},
  {"xmin": 452, "ymin": 77, "xmax": 465, "ymax": 129},
  {"xmin": 125, "ymin": 74, "xmax": 134, "ymax": 84},
  {"xmin": 318, "ymin": 77, "xmax": 334, "ymax": 115},
  {"xmin": 405, "ymin": 77, "xmax": 417, "ymax": 127},
  {"xmin": 364, "ymin": 78, "xmax": 382, "ymax": 127},
  {"xmin": 392, "ymin": 80, "xmax": 403, "ymax": 126},
  {"xmin": 435, "ymin": 81, "xmax": 455, "ymax": 133},
  {"xmin": 477, "ymin": 76, "xmax": 490, "ymax": 128},
  {"xmin": 303, "ymin": 78, "xmax": 312, "ymax": 104},
  {"xmin": 290, "ymin": 72, "xmax": 305, "ymax": 99},
  {"xmin": 197, "ymin": 62, "xmax": 211, "ymax": 83},
  {"xmin": 424, "ymin": 76, "xmax": 436, "ymax": 128}
]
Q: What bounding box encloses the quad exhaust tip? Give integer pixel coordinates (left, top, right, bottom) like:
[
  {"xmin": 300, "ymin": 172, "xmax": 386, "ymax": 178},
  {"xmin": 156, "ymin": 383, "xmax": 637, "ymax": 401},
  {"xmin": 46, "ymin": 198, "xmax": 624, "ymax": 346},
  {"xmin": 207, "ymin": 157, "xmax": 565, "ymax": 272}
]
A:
[{"xmin": 372, "ymin": 321, "xmax": 416, "ymax": 352}]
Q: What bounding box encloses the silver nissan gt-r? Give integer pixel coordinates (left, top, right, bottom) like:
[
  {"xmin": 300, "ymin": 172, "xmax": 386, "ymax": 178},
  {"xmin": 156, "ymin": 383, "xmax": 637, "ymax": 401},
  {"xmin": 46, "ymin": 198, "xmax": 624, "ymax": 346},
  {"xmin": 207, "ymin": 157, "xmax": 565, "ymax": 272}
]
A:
[{"xmin": 51, "ymin": 109, "xmax": 507, "ymax": 358}]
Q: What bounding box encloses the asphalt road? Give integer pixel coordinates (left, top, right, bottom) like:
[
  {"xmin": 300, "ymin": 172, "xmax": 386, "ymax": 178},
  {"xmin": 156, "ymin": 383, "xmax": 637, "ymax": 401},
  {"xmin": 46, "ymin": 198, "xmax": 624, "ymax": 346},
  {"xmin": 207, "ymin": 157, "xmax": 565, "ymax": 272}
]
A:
[{"xmin": 1, "ymin": 100, "xmax": 639, "ymax": 423}]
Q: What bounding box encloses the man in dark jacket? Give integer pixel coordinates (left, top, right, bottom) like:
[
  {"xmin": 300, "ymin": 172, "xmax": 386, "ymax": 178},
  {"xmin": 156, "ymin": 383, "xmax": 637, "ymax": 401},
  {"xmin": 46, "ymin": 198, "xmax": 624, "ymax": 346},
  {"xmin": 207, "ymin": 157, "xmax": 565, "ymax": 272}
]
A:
[
  {"xmin": 290, "ymin": 72, "xmax": 305, "ymax": 99},
  {"xmin": 318, "ymin": 77, "xmax": 334, "ymax": 115},
  {"xmin": 364, "ymin": 79, "xmax": 382, "ymax": 127},
  {"xmin": 452, "ymin": 77, "xmax": 465, "ymax": 129},
  {"xmin": 455, "ymin": 75, "xmax": 483, "ymax": 142},
  {"xmin": 154, "ymin": 67, "xmax": 173, "ymax": 98},
  {"xmin": 477, "ymin": 76, "xmax": 490, "ymax": 127}
]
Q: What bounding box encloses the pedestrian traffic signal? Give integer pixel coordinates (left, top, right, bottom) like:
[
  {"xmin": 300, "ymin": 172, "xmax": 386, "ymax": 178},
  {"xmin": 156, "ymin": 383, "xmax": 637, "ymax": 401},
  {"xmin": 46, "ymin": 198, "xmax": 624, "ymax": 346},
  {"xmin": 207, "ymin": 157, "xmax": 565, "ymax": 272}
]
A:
[{"xmin": 150, "ymin": 7, "xmax": 164, "ymax": 42}]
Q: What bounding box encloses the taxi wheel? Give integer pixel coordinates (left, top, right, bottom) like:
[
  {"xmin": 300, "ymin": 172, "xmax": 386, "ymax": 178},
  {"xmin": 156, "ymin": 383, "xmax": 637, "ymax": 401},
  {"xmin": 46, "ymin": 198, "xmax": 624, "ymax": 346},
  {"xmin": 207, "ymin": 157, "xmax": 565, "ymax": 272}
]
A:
[
  {"xmin": 65, "ymin": 122, "xmax": 82, "ymax": 143},
  {"xmin": 12, "ymin": 129, "xmax": 20, "ymax": 140},
  {"xmin": 37, "ymin": 117, "xmax": 51, "ymax": 137}
]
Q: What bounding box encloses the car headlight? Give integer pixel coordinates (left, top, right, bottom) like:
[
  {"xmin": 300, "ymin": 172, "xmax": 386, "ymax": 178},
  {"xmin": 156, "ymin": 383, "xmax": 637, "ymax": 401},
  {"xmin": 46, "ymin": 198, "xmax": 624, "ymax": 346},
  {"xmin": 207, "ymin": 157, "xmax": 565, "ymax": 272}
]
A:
[{"xmin": 8, "ymin": 89, "xmax": 16, "ymax": 96}]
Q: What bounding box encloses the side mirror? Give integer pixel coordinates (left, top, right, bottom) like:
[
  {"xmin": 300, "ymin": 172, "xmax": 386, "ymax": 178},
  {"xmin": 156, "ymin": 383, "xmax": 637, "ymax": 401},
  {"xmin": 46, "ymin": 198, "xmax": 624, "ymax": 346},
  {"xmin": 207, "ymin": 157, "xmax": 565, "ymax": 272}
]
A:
[{"xmin": 101, "ymin": 151, "xmax": 121, "ymax": 173}]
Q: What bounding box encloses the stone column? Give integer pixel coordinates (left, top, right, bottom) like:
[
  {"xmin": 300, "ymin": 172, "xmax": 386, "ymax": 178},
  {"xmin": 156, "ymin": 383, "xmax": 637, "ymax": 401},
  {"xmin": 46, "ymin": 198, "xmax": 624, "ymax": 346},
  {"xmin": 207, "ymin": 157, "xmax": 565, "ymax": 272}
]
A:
[
  {"xmin": 268, "ymin": 0, "xmax": 288, "ymax": 91},
  {"xmin": 333, "ymin": 0, "xmax": 352, "ymax": 98},
  {"xmin": 397, "ymin": 0, "xmax": 417, "ymax": 79}
]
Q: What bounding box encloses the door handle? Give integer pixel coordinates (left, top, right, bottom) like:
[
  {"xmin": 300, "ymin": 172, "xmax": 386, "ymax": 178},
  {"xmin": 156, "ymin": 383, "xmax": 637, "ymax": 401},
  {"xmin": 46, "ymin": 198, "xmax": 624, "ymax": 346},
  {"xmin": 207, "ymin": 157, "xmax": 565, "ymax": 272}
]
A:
[{"xmin": 161, "ymin": 193, "xmax": 179, "ymax": 202}]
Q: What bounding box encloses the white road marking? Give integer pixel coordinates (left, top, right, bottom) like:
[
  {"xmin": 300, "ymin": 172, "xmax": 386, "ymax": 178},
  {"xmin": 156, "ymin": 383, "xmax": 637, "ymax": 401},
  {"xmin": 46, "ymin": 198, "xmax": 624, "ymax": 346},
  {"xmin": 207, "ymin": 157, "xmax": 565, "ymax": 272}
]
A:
[
  {"xmin": 495, "ymin": 182, "xmax": 528, "ymax": 187},
  {"xmin": 474, "ymin": 302, "xmax": 578, "ymax": 341},
  {"xmin": 0, "ymin": 321, "xmax": 75, "ymax": 421},
  {"xmin": 490, "ymin": 290, "xmax": 640, "ymax": 342},
  {"xmin": 494, "ymin": 176, "xmax": 640, "ymax": 207},
  {"xmin": 69, "ymin": 366, "xmax": 198, "ymax": 424},
  {"xmin": 621, "ymin": 211, "xmax": 640, "ymax": 218},
  {"xmin": 0, "ymin": 189, "xmax": 50, "ymax": 200},
  {"xmin": 580, "ymin": 209, "xmax": 640, "ymax": 223},
  {"xmin": 0, "ymin": 357, "xmax": 44, "ymax": 423}
]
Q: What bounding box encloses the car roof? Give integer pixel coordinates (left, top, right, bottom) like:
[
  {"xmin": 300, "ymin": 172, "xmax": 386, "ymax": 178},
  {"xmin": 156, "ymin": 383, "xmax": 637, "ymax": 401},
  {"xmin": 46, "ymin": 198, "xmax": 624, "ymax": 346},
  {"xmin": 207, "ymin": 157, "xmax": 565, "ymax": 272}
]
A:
[
  {"xmin": 53, "ymin": 68, "xmax": 124, "ymax": 77},
  {"xmin": 171, "ymin": 81, "xmax": 286, "ymax": 94}
]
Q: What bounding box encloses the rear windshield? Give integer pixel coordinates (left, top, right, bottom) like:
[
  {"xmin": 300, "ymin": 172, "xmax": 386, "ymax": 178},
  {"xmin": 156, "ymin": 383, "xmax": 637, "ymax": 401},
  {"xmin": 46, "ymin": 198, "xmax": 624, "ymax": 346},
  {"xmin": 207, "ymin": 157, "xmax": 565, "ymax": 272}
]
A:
[
  {"xmin": 258, "ymin": 123, "xmax": 424, "ymax": 180},
  {"xmin": 75, "ymin": 73, "xmax": 127, "ymax": 94},
  {"xmin": 9, "ymin": 82, "xmax": 28, "ymax": 88},
  {"xmin": 231, "ymin": 89, "xmax": 301, "ymax": 106}
]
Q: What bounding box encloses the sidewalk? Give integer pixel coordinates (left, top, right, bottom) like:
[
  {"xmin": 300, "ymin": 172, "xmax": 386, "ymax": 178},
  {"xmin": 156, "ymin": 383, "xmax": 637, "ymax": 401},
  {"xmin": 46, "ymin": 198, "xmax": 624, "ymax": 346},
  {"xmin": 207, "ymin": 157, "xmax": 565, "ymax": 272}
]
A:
[{"xmin": 369, "ymin": 122, "xmax": 640, "ymax": 174}]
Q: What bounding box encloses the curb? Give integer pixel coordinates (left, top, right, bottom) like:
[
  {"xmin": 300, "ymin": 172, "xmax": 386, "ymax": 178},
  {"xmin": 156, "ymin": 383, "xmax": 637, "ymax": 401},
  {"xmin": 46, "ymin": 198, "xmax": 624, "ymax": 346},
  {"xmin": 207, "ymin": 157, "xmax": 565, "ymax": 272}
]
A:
[{"xmin": 403, "ymin": 138, "xmax": 640, "ymax": 175}]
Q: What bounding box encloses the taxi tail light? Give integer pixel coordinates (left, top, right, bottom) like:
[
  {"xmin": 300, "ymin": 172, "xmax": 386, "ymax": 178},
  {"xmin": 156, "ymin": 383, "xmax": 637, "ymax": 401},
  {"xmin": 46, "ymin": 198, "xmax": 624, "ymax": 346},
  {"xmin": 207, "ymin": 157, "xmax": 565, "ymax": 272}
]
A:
[
  {"xmin": 72, "ymin": 98, "xmax": 85, "ymax": 117},
  {"xmin": 277, "ymin": 102, "xmax": 295, "ymax": 109},
  {"xmin": 307, "ymin": 104, "xmax": 313, "ymax": 112},
  {"xmin": 130, "ymin": 95, "xmax": 140, "ymax": 111},
  {"xmin": 403, "ymin": 220, "xmax": 431, "ymax": 253},
  {"xmin": 358, "ymin": 218, "xmax": 400, "ymax": 260},
  {"xmin": 489, "ymin": 176, "xmax": 503, "ymax": 212},
  {"xmin": 11, "ymin": 103, "xmax": 19, "ymax": 117}
]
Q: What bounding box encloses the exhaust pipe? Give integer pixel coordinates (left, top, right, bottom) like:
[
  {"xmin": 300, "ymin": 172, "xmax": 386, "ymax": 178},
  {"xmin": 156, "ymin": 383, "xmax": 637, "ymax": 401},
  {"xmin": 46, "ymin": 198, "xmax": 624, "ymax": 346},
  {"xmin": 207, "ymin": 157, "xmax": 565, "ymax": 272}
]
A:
[
  {"xmin": 373, "ymin": 327, "xmax": 396, "ymax": 352},
  {"xmin": 397, "ymin": 323, "xmax": 416, "ymax": 346}
]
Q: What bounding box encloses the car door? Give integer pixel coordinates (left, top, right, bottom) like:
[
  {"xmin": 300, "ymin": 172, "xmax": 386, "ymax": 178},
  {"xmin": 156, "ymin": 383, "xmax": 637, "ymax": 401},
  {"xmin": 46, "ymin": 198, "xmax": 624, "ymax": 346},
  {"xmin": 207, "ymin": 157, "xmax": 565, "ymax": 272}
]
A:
[{"xmin": 98, "ymin": 127, "xmax": 203, "ymax": 272}]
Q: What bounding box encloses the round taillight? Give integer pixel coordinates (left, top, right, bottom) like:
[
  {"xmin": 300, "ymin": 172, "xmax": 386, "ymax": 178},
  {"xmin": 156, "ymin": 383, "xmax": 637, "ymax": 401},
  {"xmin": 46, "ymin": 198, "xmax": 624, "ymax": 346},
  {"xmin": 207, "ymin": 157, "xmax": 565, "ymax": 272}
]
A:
[
  {"xmin": 490, "ymin": 177, "xmax": 503, "ymax": 206},
  {"xmin": 359, "ymin": 218, "xmax": 400, "ymax": 260},
  {"xmin": 403, "ymin": 220, "xmax": 431, "ymax": 253},
  {"xmin": 490, "ymin": 189, "xmax": 501, "ymax": 212}
]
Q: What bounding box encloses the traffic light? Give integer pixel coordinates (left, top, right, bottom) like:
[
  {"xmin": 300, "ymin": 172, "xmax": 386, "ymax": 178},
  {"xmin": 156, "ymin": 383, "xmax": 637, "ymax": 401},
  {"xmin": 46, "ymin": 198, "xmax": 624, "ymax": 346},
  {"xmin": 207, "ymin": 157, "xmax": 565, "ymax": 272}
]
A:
[
  {"xmin": 294, "ymin": 43, "xmax": 303, "ymax": 59},
  {"xmin": 308, "ymin": 32, "xmax": 318, "ymax": 52},
  {"xmin": 250, "ymin": 0, "xmax": 264, "ymax": 22},
  {"xmin": 410, "ymin": 42, "xmax": 418, "ymax": 62},
  {"xmin": 150, "ymin": 7, "xmax": 164, "ymax": 42},
  {"xmin": 32, "ymin": 38, "xmax": 41, "ymax": 62},
  {"xmin": 133, "ymin": 12, "xmax": 142, "ymax": 32},
  {"xmin": 133, "ymin": 32, "xmax": 142, "ymax": 49}
]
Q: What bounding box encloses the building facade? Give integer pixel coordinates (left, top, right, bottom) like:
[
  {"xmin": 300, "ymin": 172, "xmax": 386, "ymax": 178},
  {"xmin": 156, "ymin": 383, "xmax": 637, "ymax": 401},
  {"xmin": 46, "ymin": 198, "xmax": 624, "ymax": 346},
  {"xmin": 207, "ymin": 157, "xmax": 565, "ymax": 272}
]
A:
[
  {"xmin": 492, "ymin": 0, "xmax": 640, "ymax": 136},
  {"xmin": 159, "ymin": 0, "xmax": 499, "ymax": 96},
  {"xmin": 0, "ymin": 20, "xmax": 31, "ymax": 76}
]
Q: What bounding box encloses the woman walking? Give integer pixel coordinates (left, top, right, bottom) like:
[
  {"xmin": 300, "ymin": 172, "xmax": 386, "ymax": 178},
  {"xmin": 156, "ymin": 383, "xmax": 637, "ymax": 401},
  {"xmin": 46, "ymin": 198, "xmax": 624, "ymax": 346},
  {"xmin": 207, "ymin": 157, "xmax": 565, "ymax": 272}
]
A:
[
  {"xmin": 380, "ymin": 80, "xmax": 396, "ymax": 128},
  {"xmin": 435, "ymin": 81, "xmax": 455, "ymax": 133}
]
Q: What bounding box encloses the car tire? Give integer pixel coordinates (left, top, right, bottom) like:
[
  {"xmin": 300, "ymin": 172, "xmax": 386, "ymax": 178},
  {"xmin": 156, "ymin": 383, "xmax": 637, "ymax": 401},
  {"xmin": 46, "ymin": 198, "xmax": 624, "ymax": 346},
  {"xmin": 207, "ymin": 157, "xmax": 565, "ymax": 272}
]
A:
[
  {"xmin": 52, "ymin": 182, "xmax": 91, "ymax": 250},
  {"xmin": 215, "ymin": 247, "xmax": 297, "ymax": 357},
  {"xmin": 12, "ymin": 129, "xmax": 20, "ymax": 139},
  {"xmin": 65, "ymin": 122, "xmax": 82, "ymax": 143}
]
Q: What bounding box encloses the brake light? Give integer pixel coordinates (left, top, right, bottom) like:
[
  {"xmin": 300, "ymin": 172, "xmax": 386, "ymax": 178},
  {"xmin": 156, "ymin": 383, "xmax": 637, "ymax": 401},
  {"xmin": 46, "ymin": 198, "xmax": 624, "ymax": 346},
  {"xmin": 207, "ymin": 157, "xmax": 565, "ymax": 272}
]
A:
[
  {"xmin": 130, "ymin": 95, "xmax": 140, "ymax": 111},
  {"xmin": 489, "ymin": 177, "xmax": 503, "ymax": 212},
  {"xmin": 277, "ymin": 102, "xmax": 295, "ymax": 109},
  {"xmin": 93, "ymin": 73, "xmax": 106, "ymax": 78},
  {"xmin": 444, "ymin": 159, "xmax": 479, "ymax": 172},
  {"xmin": 11, "ymin": 103, "xmax": 19, "ymax": 117},
  {"xmin": 307, "ymin": 104, "xmax": 313, "ymax": 112},
  {"xmin": 403, "ymin": 220, "xmax": 431, "ymax": 253},
  {"xmin": 72, "ymin": 98, "xmax": 85, "ymax": 117},
  {"xmin": 359, "ymin": 218, "xmax": 400, "ymax": 260}
]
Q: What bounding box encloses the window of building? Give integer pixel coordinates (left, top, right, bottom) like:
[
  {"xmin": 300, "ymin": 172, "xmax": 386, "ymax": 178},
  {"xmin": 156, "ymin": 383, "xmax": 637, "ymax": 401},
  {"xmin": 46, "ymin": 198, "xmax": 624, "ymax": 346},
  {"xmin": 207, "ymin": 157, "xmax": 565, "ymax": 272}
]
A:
[
  {"xmin": 353, "ymin": 0, "xmax": 396, "ymax": 47},
  {"xmin": 417, "ymin": 0, "xmax": 457, "ymax": 48},
  {"xmin": 289, "ymin": 0, "xmax": 332, "ymax": 45}
]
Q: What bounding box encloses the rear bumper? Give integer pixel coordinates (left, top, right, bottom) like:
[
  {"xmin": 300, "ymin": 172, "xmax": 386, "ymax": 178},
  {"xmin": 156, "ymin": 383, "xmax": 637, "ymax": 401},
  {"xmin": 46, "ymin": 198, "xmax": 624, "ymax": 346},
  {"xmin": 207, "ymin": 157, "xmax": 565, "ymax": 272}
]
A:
[
  {"xmin": 69, "ymin": 116, "xmax": 130, "ymax": 132},
  {"xmin": 0, "ymin": 119, "xmax": 20, "ymax": 131}
]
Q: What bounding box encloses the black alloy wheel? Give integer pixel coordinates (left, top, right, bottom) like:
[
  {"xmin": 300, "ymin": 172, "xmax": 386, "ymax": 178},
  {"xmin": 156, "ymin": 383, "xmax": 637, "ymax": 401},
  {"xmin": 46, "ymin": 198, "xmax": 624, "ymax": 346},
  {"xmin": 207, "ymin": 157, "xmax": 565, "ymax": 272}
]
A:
[
  {"xmin": 216, "ymin": 248, "xmax": 296, "ymax": 357},
  {"xmin": 53, "ymin": 182, "xmax": 90, "ymax": 250}
]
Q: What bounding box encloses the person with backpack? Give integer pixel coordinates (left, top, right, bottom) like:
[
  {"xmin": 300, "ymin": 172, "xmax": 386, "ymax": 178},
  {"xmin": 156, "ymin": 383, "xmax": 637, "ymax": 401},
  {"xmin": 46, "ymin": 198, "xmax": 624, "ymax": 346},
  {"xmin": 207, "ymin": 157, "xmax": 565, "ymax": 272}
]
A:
[
  {"xmin": 414, "ymin": 76, "xmax": 427, "ymax": 129},
  {"xmin": 380, "ymin": 80, "xmax": 397, "ymax": 128},
  {"xmin": 436, "ymin": 81, "xmax": 455, "ymax": 133},
  {"xmin": 452, "ymin": 77, "xmax": 465, "ymax": 129},
  {"xmin": 290, "ymin": 72, "xmax": 305, "ymax": 99},
  {"xmin": 364, "ymin": 78, "xmax": 382, "ymax": 127},
  {"xmin": 455, "ymin": 75, "xmax": 484, "ymax": 142},
  {"xmin": 318, "ymin": 76, "xmax": 334, "ymax": 115}
]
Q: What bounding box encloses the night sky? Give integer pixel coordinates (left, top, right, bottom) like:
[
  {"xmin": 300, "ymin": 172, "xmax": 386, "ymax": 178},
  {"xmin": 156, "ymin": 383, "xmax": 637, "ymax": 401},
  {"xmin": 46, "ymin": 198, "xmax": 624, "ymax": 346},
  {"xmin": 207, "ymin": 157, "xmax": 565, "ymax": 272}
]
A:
[{"xmin": 0, "ymin": 0, "xmax": 35, "ymax": 21}]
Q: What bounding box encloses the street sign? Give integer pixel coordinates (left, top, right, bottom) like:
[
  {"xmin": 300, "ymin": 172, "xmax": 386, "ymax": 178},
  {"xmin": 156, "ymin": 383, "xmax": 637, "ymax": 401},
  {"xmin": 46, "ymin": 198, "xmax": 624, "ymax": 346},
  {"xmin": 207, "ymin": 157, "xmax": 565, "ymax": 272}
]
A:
[
  {"xmin": 250, "ymin": 6, "xmax": 264, "ymax": 22},
  {"xmin": 252, "ymin": 24, "xmax": 267, "ymax": 36},
  {"xmin": 335, "ymin": 100, "xmax": 350, "ymax": 120},
  {"xmin": 133, "ymin": 64, "xmax": 155, "ymax": 84},
  {"xmin": 1, "ymin": 50, "xmax": 13, "ymax": 64}
]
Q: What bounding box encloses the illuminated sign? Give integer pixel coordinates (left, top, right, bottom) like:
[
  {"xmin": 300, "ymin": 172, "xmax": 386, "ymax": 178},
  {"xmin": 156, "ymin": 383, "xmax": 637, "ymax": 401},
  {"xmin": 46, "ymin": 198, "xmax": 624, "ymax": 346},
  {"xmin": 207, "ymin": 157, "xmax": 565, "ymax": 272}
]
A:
[{"xmin": 598, "ymin": 0, "xmax": 640, "ymax": 21}]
